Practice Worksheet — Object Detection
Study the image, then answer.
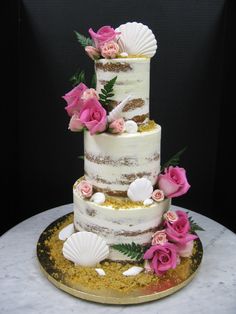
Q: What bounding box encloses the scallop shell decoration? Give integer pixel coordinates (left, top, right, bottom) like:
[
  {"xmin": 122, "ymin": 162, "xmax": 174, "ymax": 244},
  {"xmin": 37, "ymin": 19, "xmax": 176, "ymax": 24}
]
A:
[
  {"xmin": 62, "ymin": 231, "xmax": 109, "ymax": 267},
  {"xmin": 115, "ymin": 22, "xmax": 157, "ymax": 58},
  {"xmin": 107, "ymin": 95, "xmax": 132, "ymax": 122},
  {"xmin": 127, "ymin": 178, "xmax": 153, "ymax": 202}
]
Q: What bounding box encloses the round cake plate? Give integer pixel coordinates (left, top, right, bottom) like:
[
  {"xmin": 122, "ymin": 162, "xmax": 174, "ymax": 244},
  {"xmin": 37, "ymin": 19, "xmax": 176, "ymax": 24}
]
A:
[{"xmin": 37, "ymin": 213, "xmax": 203, "ymax": 305}]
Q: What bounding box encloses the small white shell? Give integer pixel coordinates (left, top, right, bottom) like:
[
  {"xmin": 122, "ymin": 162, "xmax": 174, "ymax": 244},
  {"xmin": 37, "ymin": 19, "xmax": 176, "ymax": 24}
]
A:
[
  {"xmin": 58, "ymin": 223, "xmax": 75, "ymax": 241},
  {"xmin": 120, "ymin": 52, "xmax": 128, "ymax": 57},
  {"xmin": 125, "ymin": 120, "xmax": 138, "ymax": 133},
  {"xmin": 95, "ymin": 268, "xmax": 106, "ymax": 276},
  {"xmin": 123, "ymin": 266, "xmax": 143, "ymax": 276},
  {"xmin": 62, "ymin": 231, "xmax": 109, "ymax": 267},
  {"xmin": 116, "ymin": 22, "xmax": 157, "ymax": 58},
  {"xmin": 90, "ymin": 192, "xmax": 106, "ymax": 204},
  {"xmin": 108, "ymin": 95, "xmax": 132, "ymax": 122},
  {"xmin": 143, "ymin": 198, "xmax": 154, "ymax": 206},
  {"xmin": 128, "ymin": 178, "xmax": 153, "ymax": 201}
]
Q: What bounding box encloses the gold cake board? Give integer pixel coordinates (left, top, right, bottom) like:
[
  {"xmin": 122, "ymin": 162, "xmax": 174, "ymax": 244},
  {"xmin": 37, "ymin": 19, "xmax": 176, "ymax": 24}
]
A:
[{"xmin": 37, "ymin": 213, "xmax": 203, "ymax": 305}]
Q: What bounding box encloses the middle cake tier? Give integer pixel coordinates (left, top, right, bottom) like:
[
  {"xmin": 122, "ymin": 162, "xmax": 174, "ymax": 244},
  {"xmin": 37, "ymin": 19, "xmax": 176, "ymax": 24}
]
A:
[{"xmin": 84, "ymin": 124, "xmax": 161, "ymax": 196}]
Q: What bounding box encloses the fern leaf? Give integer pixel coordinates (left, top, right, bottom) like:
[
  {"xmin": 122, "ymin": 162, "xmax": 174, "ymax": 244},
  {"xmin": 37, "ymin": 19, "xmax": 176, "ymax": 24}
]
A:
[
  {"xmin": 189, "ymin": 216, "xmax": 205, "ymax": 232},
  {"xmin": 74, "ymin": 31, "xmax": 94, "ymax": 48},
  {"xmin": 111, "ymin": 242, "xmax": 148, "ymax": 261},
  {"xmin": 70, "ymin": 70, "xmax": 86, "ymax": 87},
  {"xmin": 161, "ymin": 147, "xmax": 187, "ymax": 172},
  {"xmin": 99, "ymin": 76, "xmax": 117, "ymax": 106}
]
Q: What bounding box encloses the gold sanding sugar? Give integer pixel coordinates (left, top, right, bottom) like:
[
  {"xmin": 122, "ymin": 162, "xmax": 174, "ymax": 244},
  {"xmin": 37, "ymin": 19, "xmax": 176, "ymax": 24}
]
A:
[
  {"xmin": 43, "ymin": 215, "xmax": 193, "ymax": 293},
  {"xmin": 138, "ymin": 120, "xmax": 157, "ymax": 132},
  {"xmin": 103, "ymin": 197, "xmax": 147, "ymax": 209}
]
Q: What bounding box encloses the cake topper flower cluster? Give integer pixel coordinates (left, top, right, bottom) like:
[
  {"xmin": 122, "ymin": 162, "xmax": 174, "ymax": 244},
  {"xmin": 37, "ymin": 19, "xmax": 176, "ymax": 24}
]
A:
[{"xmin": 75, "ymin": 22, "xmax": 157, "ymax": 60}]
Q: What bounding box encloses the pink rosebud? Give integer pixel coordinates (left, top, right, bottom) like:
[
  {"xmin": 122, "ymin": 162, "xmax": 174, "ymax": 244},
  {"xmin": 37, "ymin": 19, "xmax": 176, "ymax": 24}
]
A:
[
  {"xmin": 62, "ymin": 83, "xmax": 88, "ymax": 117},
  {"xmin": 164, "ymin": 211, "xmax": 178, "ymax": 223},
  {"xmin": 109, "ymin": 118, "xmax": 125, "ymax": 134},
  {"xmin": 152, "ymin": 189, "xmax": 164, "ymax": 202},
  {"xmin": 158, "ymin": 166, "xmax": 190, "ymax": 198},
  {"xmin": 81, "ymin": 88, "xmax": 99, "ymax": 101},
  {"xmin": 177, "ymin": 240, "xmax": 194, "ymax": 258},
  {"xmin": 85, "ymin": 46, "xmax": 100, "ymax": 60},
  {"xmin": 88, "ymin": 26, "xmax": 120, "ymax": 48},
  {"xmin": 79, "ymin": 98, "xmax": 107, "ymax": 135},
  {"xmin": 68, "ymin": 112, "xmax": 84, "ymax": 132},
  {"xmin": 101, "ymin": 41, "xmax": 119, "ymax": 59},
  {"xmin": 77, "ymin": 180, "xmax": 93, "ymax": 198},
  {"xmin": 151, "ymin": 230, "xmax": 168, "ymax": 245},
  {"xmin": 144, "ymin": 242, "xmax": 178, "ymax": 276}
]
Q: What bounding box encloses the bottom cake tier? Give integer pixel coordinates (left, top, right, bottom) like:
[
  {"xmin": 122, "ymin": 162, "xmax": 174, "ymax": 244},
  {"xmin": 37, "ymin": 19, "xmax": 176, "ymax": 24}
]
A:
[{"xmin": 73, "ymin": 179, "xmax": 171, "ymax": 261}]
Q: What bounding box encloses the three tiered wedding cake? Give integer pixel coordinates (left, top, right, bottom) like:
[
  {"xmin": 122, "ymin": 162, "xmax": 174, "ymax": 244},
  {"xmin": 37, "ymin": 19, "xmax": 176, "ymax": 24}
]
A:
[{"xmin": 61, "ymin": 22, "xmax": 198, "ymax": 276}]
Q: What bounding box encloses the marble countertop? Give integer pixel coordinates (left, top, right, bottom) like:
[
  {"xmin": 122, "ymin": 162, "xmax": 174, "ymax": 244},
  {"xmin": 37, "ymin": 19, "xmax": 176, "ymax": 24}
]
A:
[{"xmin": 0, "ymin": 204, "xmax": 235, "ymax": 314}]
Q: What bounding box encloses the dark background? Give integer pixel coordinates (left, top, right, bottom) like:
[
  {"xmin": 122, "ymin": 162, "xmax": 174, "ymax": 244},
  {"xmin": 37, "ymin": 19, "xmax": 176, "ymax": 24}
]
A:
[{"xmin": 2, "ymin": 0, "xmax": 235, "ymax": 235}]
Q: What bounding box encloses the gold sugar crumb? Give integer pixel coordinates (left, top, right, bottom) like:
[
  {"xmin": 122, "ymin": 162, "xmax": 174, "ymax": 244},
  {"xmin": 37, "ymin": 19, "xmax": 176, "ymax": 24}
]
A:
[
  {"xmin": 43, "ymin": 214, "xmax": 194, "ymax": 293},
  {"xmin": 138, "ymin": 120, "xmax": 157, "ymax": 132},
  {"xmin": 103, "ymin": 197, "xmax": 147, "ymax": 209}
]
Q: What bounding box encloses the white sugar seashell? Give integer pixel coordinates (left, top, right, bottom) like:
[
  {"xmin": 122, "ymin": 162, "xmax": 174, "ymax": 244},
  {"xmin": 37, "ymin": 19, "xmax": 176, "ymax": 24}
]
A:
[
  {"xmin": 143, "ymin": 198, "xmax": 154, "ymax": 206},
  {"xmin": 90, "ymin": 192, "xmax": 106, "ymax": 204},
  {"xmin": 125, "ymin": 120, "xmax": 138, "ymax": 133},
  {"xmin": 123, "ymin": 266, "xmax": 143, "ymax": 276},
  {"xmin": 108, "ymin": 95, "xmax": 132, "ymax": 122},
  {"xmin": 128, "ymin": 178, "xmax": 153, "ymax": 201},
  {"xmin": 120, "ymin": 52, "xmax": 128, "ymax": 57},
  {"xmin": 59, "ymin": 223, "xmax": 75, "ymax": 241},
  {"xmin": 116, "ymin": 22, "xmax": 157, "ymax": 58},
  {"xmin": 95, "ymin": 268, "xmax": 106, "ymax": 276},
  {"xmin": 63, "ymin": 231, "xmax": 109, "ymax": 267}
]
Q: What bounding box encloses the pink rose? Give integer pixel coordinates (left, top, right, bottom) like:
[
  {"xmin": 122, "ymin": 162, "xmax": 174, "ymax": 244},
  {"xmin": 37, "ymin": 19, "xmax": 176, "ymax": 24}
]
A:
[
  {"xmin": 165, "ymin": 210, "xmax": 198, "ymax": 245},
  {"xmin": 85, "ymin": 46, "xmax": 100, "ymax": 60},
  {"xmin": 88, "ymin": 26, "xmax": 120, "ymax": 48},
  {"xmin": 101, "ymin": 41, "xmax": 119, "ymax": 59},
  {"xmin": 81, "ymin": 88, "xmax": 99, "ymax": 101},
  {"xmin": 77, "ymin": 180, "xmax": 93, "ymax": 198},
  {"xmin": 68, "ymin": 112, "xmax": 84, "ymax": 132},
  {"xmin": 177, "ymin": 240, "xmax": 194, "ymax": 258},
  {"xmin": 79, "ymin": 98, "xmax": 107, "ymax": 135},
  {"xmin": 152, "ymin": 189, "xmax": 164, "ymax": 202},
  {"xmin": 63, "ymin": 83, "xmax": 88, "ymax": 117},
  {"xmin": 151, "ymin": 230, "xmax": 168, "ymax": 245},
  {"xmin": 164, "ymin": 211, "xmax": 178, "ymax": 223},
  {"xmin": 144, "ymin": 242, "xmax": 178, "ymax": 276},
  {"xmin": 158, "ymin": 166, "xmax": 190, "ymax": 198},
  {"xmin": 109, "ymin": 118, "xmax": 125, "ymax": 134}
]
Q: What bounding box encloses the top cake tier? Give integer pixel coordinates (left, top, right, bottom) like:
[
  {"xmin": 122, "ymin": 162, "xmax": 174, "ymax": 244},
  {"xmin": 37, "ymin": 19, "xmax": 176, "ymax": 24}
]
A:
[{"xmin": 95, "ymin": 58, "xmax": 150, "ymax": 125}]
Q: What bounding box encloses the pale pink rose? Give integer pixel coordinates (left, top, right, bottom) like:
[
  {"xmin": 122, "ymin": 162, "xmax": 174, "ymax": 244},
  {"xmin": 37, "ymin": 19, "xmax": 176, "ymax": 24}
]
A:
[
  {"xmin": 144, "ymin": 243, "xmax": 178, "ymax": 276},
  {"xmin": 88, "ymin": 26, "xmax": 120, "ymax": 48},
  {"xmin": 158, "ymin": 166, "xmax": 190, "ymax": 198},
  {"xmin": 177, "ymin": 240, "xmax": 194, "ymax": 258},
  {"xmin": 79, "ymin": 98, "xmax": 107, "ymax": 135},
  {"xmin": 81, "ymin": 88, "xmax": 99, "ymax": 101},
  {"xmin": 109, "ymin": 118, "xmax": 125, "ymax": 134},
  {"xmin": 85, "ymin": 46, "xmax": 100, "ymax": 60},
  {"xmin": 62, "ymin": 83, "xmax": 88, "ymax": 117},
  {"xmin": 165, "ymin": 210, "xmax": 198, "ymax": 245},
  {"xmin": 101, "ymin": 41, "xmax": 119, "ymax": 59},
  {"xmin": 77, "ymin": 180, "xmax": 93, "ymax": 198},
  {"xmin": 151, "ymin": 230, "xmax": 168, "ymax": 245},
  {"xmin": 164, "ymin": 211, "xmax": 178, "ymax": 223},
  {"xmin": 152, "ymin": 189, "xmax": 164, "ymax": 202},
  {"xmin": 68, "ymin": 112, "xmax": 84, "ymax": 132}
]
